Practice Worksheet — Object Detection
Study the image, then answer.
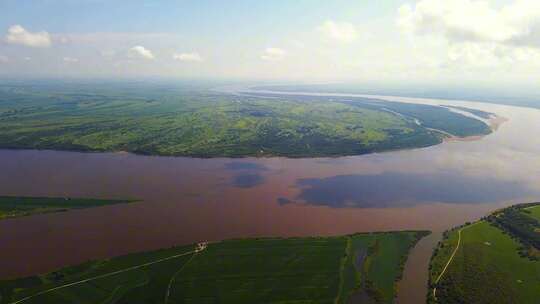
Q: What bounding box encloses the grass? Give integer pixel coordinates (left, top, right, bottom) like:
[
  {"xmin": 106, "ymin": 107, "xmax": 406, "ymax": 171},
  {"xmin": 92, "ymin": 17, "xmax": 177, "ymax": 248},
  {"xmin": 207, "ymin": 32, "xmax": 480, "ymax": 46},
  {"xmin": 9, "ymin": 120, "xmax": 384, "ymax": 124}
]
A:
[
  {"xmin": 428, "ymin": 204, "xmax": 540, "ymax": 304},
  {"xmin": 0, "ymin": 245, "xmax": 197, "ymax": 304},
  {"xmin": 169, "ymin": 238, "xmax": 343, "ymax": 304},
  {"xmin": 524, "ymin": 205, "xmax": 540, "ymax": 222},
  {"xmin": 0, "ymin": 81, "xmax": 491, "ymax": 157},
  {"xmin": 0, "ymin": 196, "xmax": 134, "ymax": 220},
  {"xmin": 314, "ymin": 231, "xmax": 428, "ymax": 304},
  {"xmin": 0, "ymin": 232, "xmax": 428, "ymax": 304},
  {"xmin": 366, "ymin": 233, "xmax": 424, "ymax": 303}
]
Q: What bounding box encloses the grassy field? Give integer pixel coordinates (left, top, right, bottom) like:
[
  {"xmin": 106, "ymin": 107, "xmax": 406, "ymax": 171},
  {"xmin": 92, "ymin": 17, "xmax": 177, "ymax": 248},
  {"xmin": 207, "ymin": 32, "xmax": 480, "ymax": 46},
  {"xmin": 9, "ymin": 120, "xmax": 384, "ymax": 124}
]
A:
[
  {"xmin": 337, "ymin": 232, "xmax": 428, "ymax": 304},
  {"xmin": 0, "ymin": 81, "xmax": 491, "ymax": 157},
  {"xmin": 0, "ymin": 231, "xmax": 428, "ymax": 304},
  {"xmin": 0, "ymin": 196, "xmax": 134, "ymax": 220},
  {"xmin": 428, "ymin": 203, "xmax": 540, "ymax": 304},
  {"xmin": 524, "ymin": 204, "xmax": 540, "ymax": 222}
]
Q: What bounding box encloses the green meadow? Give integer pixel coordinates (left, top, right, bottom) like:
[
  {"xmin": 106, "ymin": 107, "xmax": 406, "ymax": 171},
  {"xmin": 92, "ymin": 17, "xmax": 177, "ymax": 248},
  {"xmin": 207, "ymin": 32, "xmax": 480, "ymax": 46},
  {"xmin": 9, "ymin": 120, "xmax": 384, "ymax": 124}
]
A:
[
  {"xmin": 337, "ymin": 232, "xmax": 427, "ymax": 304},
  {"xmin": 524, "ymin": 204, "xmax": 540, "ymax": 222},
  {"xmin": 428, "ymin": 203, "xmax": 540, "ymax": 304},
  {"xmin": 0, "ymin": 231, "xmax": 428, "ymax": 304}
]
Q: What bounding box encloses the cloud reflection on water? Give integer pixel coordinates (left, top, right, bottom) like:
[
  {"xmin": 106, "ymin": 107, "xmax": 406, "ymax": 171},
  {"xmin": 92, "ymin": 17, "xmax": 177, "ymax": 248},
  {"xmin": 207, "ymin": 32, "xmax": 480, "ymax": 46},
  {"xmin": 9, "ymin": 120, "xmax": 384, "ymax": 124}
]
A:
[
  {"xmin": 292, "ymin": 171, "xmax": 538, "ymax": 208},
  {"xmin": 225, "ymin": 162, "xmax": 269, "ymax": 188}
]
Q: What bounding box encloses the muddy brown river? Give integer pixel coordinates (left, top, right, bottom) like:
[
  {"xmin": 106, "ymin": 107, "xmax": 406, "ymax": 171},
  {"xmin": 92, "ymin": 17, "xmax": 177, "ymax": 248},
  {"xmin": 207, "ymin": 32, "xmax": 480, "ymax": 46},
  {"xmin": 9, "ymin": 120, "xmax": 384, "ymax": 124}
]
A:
[{"xmin": 1, "ymin": 93, "xmax": 540, "ymax": 303}]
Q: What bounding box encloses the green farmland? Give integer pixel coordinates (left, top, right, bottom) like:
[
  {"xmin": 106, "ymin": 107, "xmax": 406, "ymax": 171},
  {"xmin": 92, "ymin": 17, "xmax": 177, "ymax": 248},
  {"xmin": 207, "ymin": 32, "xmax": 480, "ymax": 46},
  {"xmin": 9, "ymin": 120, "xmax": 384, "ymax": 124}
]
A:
[
  {"xmin": 0, "ymin": 231, "xmax": 428, "ymax": 304},
  {"xmin": 0, "ymin": 196, "xmax": 134, "ymax": 220},
  {"xmin": 0, "ymin": 82, "xmax": 492, "ymax": 157},
  {"xmin": 428, "ymin": 203, "xmax": 540, "ymax": 304}
]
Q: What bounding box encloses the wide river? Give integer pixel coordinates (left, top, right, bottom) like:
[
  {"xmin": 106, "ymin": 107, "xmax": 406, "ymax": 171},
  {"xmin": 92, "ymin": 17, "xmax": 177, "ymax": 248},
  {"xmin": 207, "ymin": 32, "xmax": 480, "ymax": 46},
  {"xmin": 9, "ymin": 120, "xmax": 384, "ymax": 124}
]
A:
[{"xmin": 1, "ymin": 92, "xmax": 540, "ymax": 303}]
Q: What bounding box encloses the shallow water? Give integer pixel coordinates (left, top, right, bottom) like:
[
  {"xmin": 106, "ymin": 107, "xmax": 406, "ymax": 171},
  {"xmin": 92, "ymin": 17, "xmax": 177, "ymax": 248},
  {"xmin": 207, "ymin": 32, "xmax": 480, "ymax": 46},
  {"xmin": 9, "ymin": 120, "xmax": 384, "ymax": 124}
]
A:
[{"xmin": 1, "ymin": 93, "xmax": 540, "ymax": 303}]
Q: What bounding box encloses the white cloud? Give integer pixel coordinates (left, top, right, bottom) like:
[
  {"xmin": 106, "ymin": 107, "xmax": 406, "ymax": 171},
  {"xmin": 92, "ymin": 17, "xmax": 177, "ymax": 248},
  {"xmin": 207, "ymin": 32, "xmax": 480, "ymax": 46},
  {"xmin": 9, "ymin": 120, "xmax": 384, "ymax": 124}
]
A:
[
  {"xmin": 127, "ymin": 45, "xmax": 155, "ymax": 60},
  {"xmin": 397, "ymin": 0, "xmax": 540, "ymax": 68},
  {"xmin": 317, "ymin": 20, "xmax": 358, "ymax": 43},
  {"xmin": 261, "ymin": 47, "xmax": 286, "ymax": 61},
  {"xmin": 100, "ymin": 50, "xmax": 117, "ymax": 58},
  {"xmin": 444, "ymin": 42, "xmax": 540, "ymax": 68},
  {"xmin": 173, "ymin": 52, "xmax": 203, "ymax": 62},
  {"xmin": 5, "ymin": 25, "xmax": 52, "ymax": 48},
  {"xmin": 58, "ymin": 36, "xmax": 70, "ymax": 44},
  {"xmin": 397, "ymin": 0, "xmax": 540, "ymax": 48},
  {"xmin": 0, "ymin": 55, "xmax": 8, "ymax": 63},
  {"xmin": 63, "ymin": 57, "xmax": 79, "ymax": 63}
]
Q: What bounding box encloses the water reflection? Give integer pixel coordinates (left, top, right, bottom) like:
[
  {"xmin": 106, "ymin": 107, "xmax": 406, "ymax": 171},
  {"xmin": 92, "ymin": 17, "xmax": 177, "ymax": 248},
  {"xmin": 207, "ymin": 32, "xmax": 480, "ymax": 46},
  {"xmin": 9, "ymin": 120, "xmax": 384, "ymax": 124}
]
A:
[
  {"xmin": 225, "ymin": 161, "xmax": 268, "ymax": 188},
  {"xmin": 232, "ymin": 173, "xmax": 265, "ymax": 188},
  {"xmin": 277, "ymin": 197, "xmax": 295, "ymax": 205},
  {"xmin": 294, "ymin": 171, "xmax": 537, "ymax": 208},
  {"xmin": 224, "ymin": 162, "xmax": 269, "ymax": 172}
]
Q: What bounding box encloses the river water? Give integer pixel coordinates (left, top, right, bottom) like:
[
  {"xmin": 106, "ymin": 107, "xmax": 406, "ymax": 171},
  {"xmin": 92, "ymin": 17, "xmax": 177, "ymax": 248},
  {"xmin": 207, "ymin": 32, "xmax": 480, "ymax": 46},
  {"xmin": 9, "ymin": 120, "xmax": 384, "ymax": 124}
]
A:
[{"xmin": 1, "ymin": 92, "xmax": 539, "ymax": 303}]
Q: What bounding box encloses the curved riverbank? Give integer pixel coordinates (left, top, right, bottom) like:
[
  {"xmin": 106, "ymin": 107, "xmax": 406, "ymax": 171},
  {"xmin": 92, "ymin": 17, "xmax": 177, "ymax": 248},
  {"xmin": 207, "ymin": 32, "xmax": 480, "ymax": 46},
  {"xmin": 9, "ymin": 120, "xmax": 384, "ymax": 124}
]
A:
[{"xmin": 1, "ymin": 94, "xmax": 539, "ymax": 303}]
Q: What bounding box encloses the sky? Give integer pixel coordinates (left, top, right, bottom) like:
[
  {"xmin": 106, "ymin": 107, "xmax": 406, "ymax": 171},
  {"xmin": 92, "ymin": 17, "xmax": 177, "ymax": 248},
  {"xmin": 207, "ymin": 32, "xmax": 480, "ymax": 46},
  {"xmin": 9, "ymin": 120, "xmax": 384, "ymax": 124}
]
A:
[{"xmin": 1, "ymin": 0, "xmax": 540, "ymax": 88}]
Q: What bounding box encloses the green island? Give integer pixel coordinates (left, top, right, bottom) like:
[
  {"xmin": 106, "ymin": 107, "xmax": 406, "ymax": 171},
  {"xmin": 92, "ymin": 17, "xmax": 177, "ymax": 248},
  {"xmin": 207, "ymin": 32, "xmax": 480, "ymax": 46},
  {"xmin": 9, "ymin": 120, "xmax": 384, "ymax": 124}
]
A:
[
  {"xmin": 428, "ymin": 203, "xmax": 540, "ymax": 304},
  {"xmin": 0, "ymin": 196, "xmax": 134, "ymax": 220},
  {"xmin": 0, "ymin": 231, "xmax": 428, "ymax": 304},
  {"xmin": 0, "ymin": 82, "xmax": 492, "ymax": 158}
]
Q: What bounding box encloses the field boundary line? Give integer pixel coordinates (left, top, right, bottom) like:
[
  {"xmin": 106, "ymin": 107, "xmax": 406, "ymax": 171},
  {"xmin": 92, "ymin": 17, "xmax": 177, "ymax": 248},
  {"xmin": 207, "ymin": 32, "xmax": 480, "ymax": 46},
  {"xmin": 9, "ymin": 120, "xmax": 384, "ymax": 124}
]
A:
[
  {"xmin": 432, "ymin": 222, "xmax": 479, "ymax": 301},
  {"xmin": 9, "ymin": 245, "xmax": 205, "ymax": 304},
  {"xmin": 164, "ymin": 252, "xmax": 198, "ymax": 303},
  {"xmin": 334, "ymin": 237, "xmax": 352, "ymax": 304}
]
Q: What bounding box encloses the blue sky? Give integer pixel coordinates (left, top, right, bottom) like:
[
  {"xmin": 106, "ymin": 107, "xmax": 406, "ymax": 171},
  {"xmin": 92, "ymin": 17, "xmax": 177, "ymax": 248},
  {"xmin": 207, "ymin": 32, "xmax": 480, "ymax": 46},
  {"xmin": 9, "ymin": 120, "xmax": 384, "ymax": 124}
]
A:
[
  {"xmin": 0, "ymin": 0, "xmax": 539, "ymax": 88},
  {"xmin": 0, "ymin": 1, "xmax": 398, "ymax": 34}
]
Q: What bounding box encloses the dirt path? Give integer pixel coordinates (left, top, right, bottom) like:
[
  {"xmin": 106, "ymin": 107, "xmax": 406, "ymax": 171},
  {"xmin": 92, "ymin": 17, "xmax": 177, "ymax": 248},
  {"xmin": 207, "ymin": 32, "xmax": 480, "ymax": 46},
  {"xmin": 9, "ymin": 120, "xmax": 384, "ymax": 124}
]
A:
[
  {"xmin": 432, "ymin": 223, "xmax": 477, "ymax": 300},
  {"xmin": 10, "ymin": 243, "xmax": 207, "ymax": 304},
  {"xmin": 163, "ymin": 252, "xmax": 198, "ymax": 303}
]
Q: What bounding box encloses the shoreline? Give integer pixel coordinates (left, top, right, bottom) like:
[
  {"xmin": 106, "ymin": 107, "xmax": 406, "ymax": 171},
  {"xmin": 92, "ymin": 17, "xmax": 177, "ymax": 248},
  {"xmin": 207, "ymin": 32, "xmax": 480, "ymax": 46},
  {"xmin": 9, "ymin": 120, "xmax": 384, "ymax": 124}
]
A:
[
  {"xmin": 0, "ymin": 114, "xmax": 499, "ymax": 160},
  {"xmin": 442, "ymin": 114, "xmax": 507, "ymax": 143}
]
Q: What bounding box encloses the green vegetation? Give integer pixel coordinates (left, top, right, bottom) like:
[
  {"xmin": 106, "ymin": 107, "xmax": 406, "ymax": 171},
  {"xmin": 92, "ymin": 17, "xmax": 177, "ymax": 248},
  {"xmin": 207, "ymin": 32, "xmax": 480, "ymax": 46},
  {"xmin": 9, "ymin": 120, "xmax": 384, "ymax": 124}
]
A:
[
  {"xmin": 338, "ymin": 231, "xmax": 429, "ymax": 304},
  {"xmin": 0, "ymin": 231, "xmax": 428, "ymax": 304},
  {"xmin": 0, "ymin": 82, "xmax": 491, "ymax": 157},
  {"xmin": 523, "ymin": 204, "xmax": 540, "ymax": 222},
  {"xmin": 428, "ymin": 203, "xmax": 540, "ymax": 304},
  {"xmin": 489, "ymin": 203, "xmax": 540, "ymax": 258},
  {"xmin": 0, "ymin": 196, "xmax": 134, "ymax": 220},
  {"xmin": 343, "ymin": 98, "xmax": 492, "ymax": 137},
  {"xmin": 443, "ymin": 105, "xmax": 494, "ymax": 119}
]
